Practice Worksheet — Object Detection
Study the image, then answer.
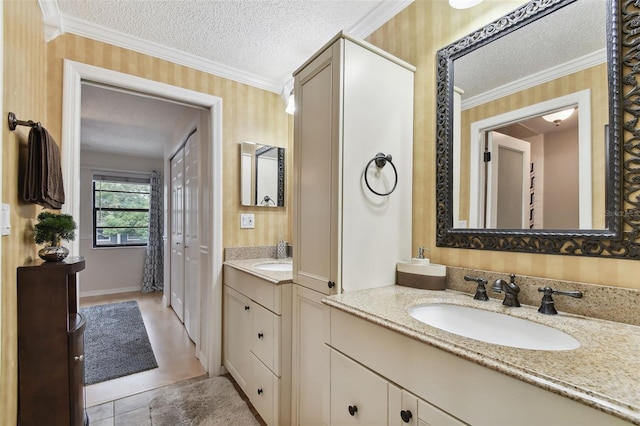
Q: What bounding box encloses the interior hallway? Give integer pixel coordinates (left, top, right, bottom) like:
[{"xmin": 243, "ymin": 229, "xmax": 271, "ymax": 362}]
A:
[{"xmin": 80, "ymin": 291, "xmax": 207, "ymax": 407}]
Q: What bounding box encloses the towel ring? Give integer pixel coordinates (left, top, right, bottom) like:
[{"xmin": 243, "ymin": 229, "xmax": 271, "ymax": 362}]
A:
[{"xmin": 364, "ymin": 152, "xmax": 398, "ymax": 196}]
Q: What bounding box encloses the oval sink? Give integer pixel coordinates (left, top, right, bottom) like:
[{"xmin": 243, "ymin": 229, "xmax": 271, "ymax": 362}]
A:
[
  {"xmin": 254, "ymin": 262, "xmax": 292, "ymax": 272},
  {"xmin": 409, "ymin": 304, "xmax": 579, "ymax": 351}
]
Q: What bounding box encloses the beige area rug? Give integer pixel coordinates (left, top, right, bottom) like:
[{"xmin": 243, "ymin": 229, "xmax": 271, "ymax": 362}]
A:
[{"xmin": 149, "ymin": 376, "xmax": 260, "ymax": 425}]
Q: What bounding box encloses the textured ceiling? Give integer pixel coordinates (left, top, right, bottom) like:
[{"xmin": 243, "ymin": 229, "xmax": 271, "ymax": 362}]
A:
[
  {"xmin": 52, "ymin": 0, "xmax": 411, "ymax": 158},
  {"xmin": 55, "ymin": 0, "xmax": 409, "ymax": 92},
  {"xmin": 455, "ymin": 0, "xmax": 606, "ymax": 101}
]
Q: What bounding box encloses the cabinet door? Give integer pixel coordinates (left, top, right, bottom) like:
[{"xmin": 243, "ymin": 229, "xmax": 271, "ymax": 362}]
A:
[
  {"xmin": 330, "ymin": 349, "xmax": 388, "ymax": 425},
  {"xmin": 293, "ymin": 42, "xmax": 341, "ymax": 295},
  {"xmin": 292, "ymin": 285, "xmax": 330, "ymax": 425},
  {"xmin": 223, "ymin": 285, "xmax": 252, "ymax": 391},
  {"xmin": 69, "ymin": 315, "xmax": 86, "ymax": 426},
  {"xmin": 389, "ymin": 384, "xmax": 419, "ymax": 426}
]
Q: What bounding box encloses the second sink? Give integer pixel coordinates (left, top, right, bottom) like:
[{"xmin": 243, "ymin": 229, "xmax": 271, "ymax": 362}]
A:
[
  {"xmin": 254, "ymin": 262, "xmax": 292, "ymax": 272},
  {"xmin": 409, "ymin": 303, "xmax": 579, "ymax": 351}
]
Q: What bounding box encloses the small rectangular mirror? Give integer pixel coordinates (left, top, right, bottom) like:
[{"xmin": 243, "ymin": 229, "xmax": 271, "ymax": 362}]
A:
[{"xmin": 240, "ymin": 141, "xmax": 285, "ymax": 207}]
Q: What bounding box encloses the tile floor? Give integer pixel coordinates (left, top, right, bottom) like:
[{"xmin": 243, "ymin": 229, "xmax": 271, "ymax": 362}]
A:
[
  {"xmin": 81, "ymin": 291, "xmax": 264, "ymax": 425},
  {"xmin": 86, "ymin": 375, "xmax": 209, "ymax": 426}
]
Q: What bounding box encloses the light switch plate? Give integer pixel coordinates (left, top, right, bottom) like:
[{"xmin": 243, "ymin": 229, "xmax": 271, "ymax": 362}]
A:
[
  {"xmin": 1, "ymin": 204, "xmax": 10, "ymax": 236},
  {"xmin": 240, "ymin": 213, "xmax": 255, "ymax": 229}
]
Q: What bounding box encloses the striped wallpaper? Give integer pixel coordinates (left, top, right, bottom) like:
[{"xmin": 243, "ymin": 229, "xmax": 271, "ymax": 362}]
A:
[{"xmin": 367, "ymin": 0, "xmax": 640, "ymax": 289}]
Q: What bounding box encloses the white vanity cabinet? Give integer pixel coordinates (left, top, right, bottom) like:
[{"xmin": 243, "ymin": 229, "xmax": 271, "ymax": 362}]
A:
[
  {"xmin": 330, "ymin": 348, "xmax": 467, "ymax": 426},
  {"xmin": 222, "ymin": 265, "xmax": 291, "ymax": 426},
  {"xmin": 328, "ymin": 306, "xmax": 630, "ymax": 426},
  {"xmin": 292, "ymin": 32, "xmax": 414, "ymax": 296},
  {"xmin": 292, "ymin": 31, "xmax": 414, "ymax": 424}
]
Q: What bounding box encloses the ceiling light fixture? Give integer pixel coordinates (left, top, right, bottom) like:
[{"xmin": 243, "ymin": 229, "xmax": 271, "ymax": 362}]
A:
[
  {"xmin": 542, "ymin": 108, "xmax": 575, "ymax": 126},
  {"xmin": 449, "ymin": 0, "xmax": 484, "ymax": 9}
]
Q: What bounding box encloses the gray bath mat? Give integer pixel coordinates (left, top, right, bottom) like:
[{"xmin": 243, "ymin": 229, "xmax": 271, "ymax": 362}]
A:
[
  {"xmin": 149, "ymin": 376, "xmax": 260, "ymax": 425},
  {"xmin": 81, "ymin": 300, "xmax": 158, "ymax": 385}
]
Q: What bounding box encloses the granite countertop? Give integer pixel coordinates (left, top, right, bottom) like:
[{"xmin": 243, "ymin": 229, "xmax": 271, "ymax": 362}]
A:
[
  {"xmin": 223, "ymin": 257, "xmax": 293, "ymax": 284},
  {"xmin": 323, "ymin": 286, "xmax": 640, "ymax": 425}
]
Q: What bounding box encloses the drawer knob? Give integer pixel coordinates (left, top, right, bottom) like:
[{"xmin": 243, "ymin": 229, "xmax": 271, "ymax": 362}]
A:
[
  {"xmin": 328, "ymin": 281, "xmax": 336, "ymax": 289},
  {"xmin": 348, "ymin": 405, "xmax": 358, "ymax": 416},
  {"xmin": 400, "ymin": 410, "xmax": 413, "ymax": 423},
  {"xmin": 258, "ymin": 332, "xmax": 264, "ymax": 339},
  {"xmin": 244, "ymin": 305, "xmax": 250, "ymax": 311},
  {"xmin": 74, "ymin": 354, "xmax": 84, "ymax": 362},
  {"xmin": 257, "ymin": 388, "xmax": 263, "ymax": 395}
]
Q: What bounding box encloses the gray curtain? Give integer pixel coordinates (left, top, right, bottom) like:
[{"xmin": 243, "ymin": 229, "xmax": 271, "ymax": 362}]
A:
[{"xmin": 142, "ymin": 171, "xmax": 163, "ymax": 292}]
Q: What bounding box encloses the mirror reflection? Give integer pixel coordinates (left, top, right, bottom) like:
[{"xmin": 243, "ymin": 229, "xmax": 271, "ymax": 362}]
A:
[
  {"xmin": 451, "ymin": 0, "xmax": 607, "ymax": 231},
  {"xmin": 240, "ymin": 141, "xmax": 285, "ymax": 207}
]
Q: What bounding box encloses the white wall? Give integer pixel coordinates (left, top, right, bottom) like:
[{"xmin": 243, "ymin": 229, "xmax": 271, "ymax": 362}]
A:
[{"xmin": 79, "ymin": 150, "xmax": 163, "ymax": 296}]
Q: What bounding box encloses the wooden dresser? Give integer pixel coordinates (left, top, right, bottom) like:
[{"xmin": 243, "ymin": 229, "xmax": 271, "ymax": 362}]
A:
[{"xmin": 17, "ymin": 256, "xmax": 88, "ymax": 426}]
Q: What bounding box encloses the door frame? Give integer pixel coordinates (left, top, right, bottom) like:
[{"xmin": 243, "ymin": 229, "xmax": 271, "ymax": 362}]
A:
[
  {"xmin": 468, "ymin": 89, "xmax": 592, "ymax": 229},
  {"xmin": 60, "ymin": 60, "xmax": 223, "ymax": 375}
]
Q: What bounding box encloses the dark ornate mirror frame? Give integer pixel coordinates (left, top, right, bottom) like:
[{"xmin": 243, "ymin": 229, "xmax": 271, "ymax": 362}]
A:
[
  {"xmin": 254, "ymin": 145, "xmax": 286, "ymax": 207},
  {"xmin": 436, "ymin": 0, "xmax": 640, "ymax": 259}
]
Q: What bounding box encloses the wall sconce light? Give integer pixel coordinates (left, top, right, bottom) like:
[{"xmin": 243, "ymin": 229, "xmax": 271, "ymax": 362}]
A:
[
  {"xmin": 286, "ymin": 89, "xmax": 295, "ymax": 115},
  {"xmin": 449, "ymin": 0, "xmax": 483, "ymax": 9},
  {"xmin": 281, "ymin": 78, "xmax": 295, "ymax": 115},
  {"xmin": 542, "ymin": 108, "xmax": 575, "ymax": 126}
]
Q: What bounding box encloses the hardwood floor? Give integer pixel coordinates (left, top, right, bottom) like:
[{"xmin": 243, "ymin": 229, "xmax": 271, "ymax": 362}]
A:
[{"xmin": 80, "ymin": 291, "xmax": 207, "ymax": 407}]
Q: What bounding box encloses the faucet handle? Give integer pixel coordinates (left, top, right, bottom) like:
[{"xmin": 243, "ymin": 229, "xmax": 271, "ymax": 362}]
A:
[
  {"xmin": 463, "ymin": 275, "xmax": 489, "ymax": 301},
  {"xmin": 537, "ymin": 286, "xmax": 583, "ymax": 315}
]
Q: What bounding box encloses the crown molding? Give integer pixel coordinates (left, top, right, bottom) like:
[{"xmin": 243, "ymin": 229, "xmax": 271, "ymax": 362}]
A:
[
  {"xmin": 38, "ymin": 0, "xmax": 63, "ymax": 41},
  {"xmin": 40, "ymin": 0, "xmax": 411, "ymax": 93},
  {"xmin": 349, "ymin": 0, "xmax": 414, "ymax": 38},
  {"xmin": 60, "ymin": 14, "xmax": 282, "ymax": 93},
  {"xmin": 461, "ymin": 49, "xmax": 607, "ymax": 110}
]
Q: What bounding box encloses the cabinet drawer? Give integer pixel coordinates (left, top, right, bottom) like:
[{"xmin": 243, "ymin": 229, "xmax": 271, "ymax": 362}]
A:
[
  {"xmin": 330, "ymin": 349, "xmax": 387, "ymax": 425},
  {"xmin": 252, "ymin": 354, "xmax": 279, "ymax": 426},
  {"xmin": 251, "ymin": 301, "xmax": 280, "ymax": 375}
]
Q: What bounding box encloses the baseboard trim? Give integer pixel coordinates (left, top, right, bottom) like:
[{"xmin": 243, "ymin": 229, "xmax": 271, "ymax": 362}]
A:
[{"xmin": 80, "ymin": 286, "xmax": 141, "ymax": 297}]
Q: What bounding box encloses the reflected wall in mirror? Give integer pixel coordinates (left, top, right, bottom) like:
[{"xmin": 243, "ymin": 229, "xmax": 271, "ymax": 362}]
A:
[
  {"xmin": 435, "ymin": 0, "xmax": 640, "ymax": 258},
  {"xmin": 240, "ymin": 141, "xmax": 285, "ymax": 207}
]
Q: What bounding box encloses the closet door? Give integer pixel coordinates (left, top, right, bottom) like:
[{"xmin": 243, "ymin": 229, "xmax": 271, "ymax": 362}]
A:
[
  {"xmin": 183, "ymin": 130, "xmax": 200, "ymax": 341},
  {"xmin": 170, "ymin": 147, "xmax": 185, "ymax": 322}
]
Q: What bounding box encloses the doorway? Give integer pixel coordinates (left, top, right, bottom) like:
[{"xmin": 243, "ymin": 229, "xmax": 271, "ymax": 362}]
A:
[{"xmin": 61, "ymin": 60, "xmax": 224, "ymax": 377}]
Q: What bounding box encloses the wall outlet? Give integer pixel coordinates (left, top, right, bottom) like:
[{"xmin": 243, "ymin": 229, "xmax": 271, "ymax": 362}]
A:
[{"xmin": 240, "ymin": 213, "xmax": 255, "ymax": 229}]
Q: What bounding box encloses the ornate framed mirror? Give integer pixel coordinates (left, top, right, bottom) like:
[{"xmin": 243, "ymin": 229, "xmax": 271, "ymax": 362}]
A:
[
  {"xmin": 435, "ymin": 0, "xmax": 640, "ymax": 259},
  {"xmin": 240, "ymin": 141, "xmax": 285, "ymax": 207}
]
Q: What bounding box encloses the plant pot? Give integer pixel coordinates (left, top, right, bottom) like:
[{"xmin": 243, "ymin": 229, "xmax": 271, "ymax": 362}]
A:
[{"xmin": 38, "ymin": 245, "xmax": 69, "ymax": 262}]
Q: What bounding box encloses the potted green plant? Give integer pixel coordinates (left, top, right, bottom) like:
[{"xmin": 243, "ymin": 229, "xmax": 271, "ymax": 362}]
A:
[{"xmin": 33, "ymin": 211, "xmax": 77, "ymax": 262}]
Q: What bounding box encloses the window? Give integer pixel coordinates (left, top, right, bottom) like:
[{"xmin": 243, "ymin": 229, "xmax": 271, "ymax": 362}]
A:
[{"xmin": 93, "ymin": 172, "xmax": 151, "ymax": 248}]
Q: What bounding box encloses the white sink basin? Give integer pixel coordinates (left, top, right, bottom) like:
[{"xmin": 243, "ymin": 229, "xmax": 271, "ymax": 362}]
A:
[
  {"xmin": 409, "ymin": 304, "xmax": 579, "ymax": 351},
  {"xmin": 254, "ymin": 262, "xmax": 292, "ymax": 272}
]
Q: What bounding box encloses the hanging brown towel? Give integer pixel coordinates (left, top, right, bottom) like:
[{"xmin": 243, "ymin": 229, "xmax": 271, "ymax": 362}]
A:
[{"xmin": 22, "ymin": 125, "xmax": 65, "ymax": 209}]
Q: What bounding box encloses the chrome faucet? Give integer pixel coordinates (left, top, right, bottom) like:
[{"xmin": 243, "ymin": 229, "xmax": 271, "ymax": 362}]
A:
[{"xmin": 492, "ymin": 274, "xmax": 521, "ymax": 307}]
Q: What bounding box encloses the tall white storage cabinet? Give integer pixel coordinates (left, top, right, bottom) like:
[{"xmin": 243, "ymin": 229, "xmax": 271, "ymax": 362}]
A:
[{"xmin": 292, "ymin": 32, "xmax": 415, "ymax": 425}]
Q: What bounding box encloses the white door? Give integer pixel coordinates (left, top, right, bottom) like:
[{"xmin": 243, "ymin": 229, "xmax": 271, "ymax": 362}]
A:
[
  {"xmin": 170, "ymin": 148, "xmax": 185, "ymax": 322},
  {"xmin": 486, "ymin": 132, "xmax": 531, "ymax": 229},
  {"xmin": 183, "ymin": 129, "xmax": 200, "ymax": 342}
]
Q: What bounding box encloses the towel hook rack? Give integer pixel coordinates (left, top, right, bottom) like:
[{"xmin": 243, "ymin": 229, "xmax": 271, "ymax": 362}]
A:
[{"xmin": 8, "ymin": 112, "xmax": 39, "ymax": 131}]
